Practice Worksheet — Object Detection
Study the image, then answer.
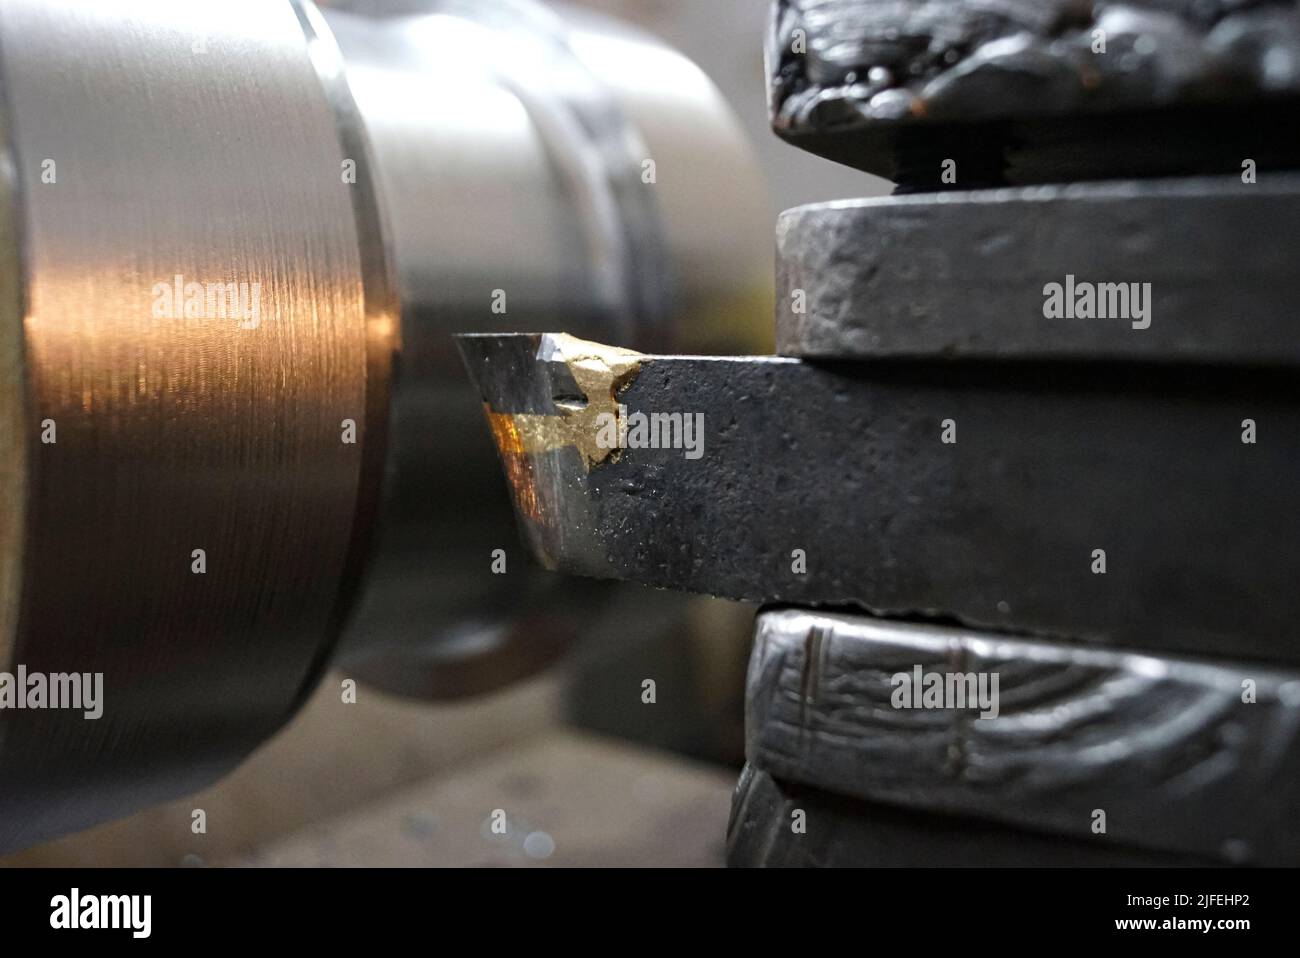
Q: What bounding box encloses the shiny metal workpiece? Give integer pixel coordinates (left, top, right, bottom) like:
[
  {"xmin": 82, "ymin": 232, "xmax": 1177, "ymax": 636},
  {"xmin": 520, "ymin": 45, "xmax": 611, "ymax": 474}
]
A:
[
  {"xmin": 0, "ymin": 0, "xmax": 391, "ymax": 854},
  {"xmin": 0, "ymin": 0, "xmax": 770, "ymax": 850},
  {"xmin": 323, "ymin": 0, "xmax": 772, "ymax": 696}
]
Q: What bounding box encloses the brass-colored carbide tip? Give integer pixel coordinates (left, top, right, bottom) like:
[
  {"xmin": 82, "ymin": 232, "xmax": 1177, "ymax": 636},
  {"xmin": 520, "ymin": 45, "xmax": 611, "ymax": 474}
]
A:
[{"xmin": 483, "ymin": 333, "xmax": 644, "ymax": 471}]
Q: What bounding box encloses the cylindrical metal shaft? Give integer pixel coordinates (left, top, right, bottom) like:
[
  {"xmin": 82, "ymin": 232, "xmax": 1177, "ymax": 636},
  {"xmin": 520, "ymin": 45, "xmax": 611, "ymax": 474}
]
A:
[{"xmin": 322, "ymin": 0, "xmax": 772, "ymax": 695}]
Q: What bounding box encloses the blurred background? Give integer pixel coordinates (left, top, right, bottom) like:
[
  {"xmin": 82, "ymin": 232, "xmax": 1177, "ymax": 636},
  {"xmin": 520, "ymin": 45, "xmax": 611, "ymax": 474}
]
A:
[
  {"xmin": 0, "ymin": 0, "xmax": 886, "ymax": 868},
  {"xmin": 574, "ymin": 0, "xmax": 886, "ymax": 211}
]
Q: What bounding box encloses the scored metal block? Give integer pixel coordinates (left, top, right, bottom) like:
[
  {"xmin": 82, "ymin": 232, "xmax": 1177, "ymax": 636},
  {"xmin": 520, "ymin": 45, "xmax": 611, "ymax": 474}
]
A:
[
  {"xmin": 727, "ymin": 766, "xmax": 1209, "ymax": 867},
  {"xmin": 777, "ymin": 175, "xmax": 1300, "ymax": 364},
  {"xmin": 458, "ymin": 332, "xmax": 1300, "ymax": 665},
  {"xmin": 767, "ymin": 0, "xmax": 1300, "ymax": 186},
  {"xmin": 746, "ymin": 608, "xmax": 1300, "ymax": 864}
]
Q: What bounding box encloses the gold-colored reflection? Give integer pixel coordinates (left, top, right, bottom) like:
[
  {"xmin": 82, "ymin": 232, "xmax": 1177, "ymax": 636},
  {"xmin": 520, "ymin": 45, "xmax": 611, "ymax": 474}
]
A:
[
  {"xmin": 0, "ymin": 0, "xmax": 394, "ymax": 850},
  {"xmin": 484, "ymin": 333, "xmax": 642, "ymax": 470}
]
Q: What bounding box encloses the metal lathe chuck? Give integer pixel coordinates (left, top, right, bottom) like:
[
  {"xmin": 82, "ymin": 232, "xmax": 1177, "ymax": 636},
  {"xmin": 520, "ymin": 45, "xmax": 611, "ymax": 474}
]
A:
[{"xmin": 0, "ymin": 0, "xmax": 770, "ymax": 851}]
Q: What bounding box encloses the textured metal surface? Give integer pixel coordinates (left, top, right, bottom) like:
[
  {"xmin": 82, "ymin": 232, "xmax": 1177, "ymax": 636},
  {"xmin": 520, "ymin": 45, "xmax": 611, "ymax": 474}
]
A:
[
  {"xmin": 727, "ymin": 766, "xmax": 1200, "ymax": 867},
  {"xmin": 747, "ymin": 609, "xmax": 1300, "ymax": 864},
  {"xmin": 460, "ymin": 333, "xmax": 1300, "ymax": 663},
  {"xmin": 767, "ymin": 0, "xmax": 1300, "ymax": 185},
  {"xmin": 776, "ymin": 175, "xmax": 1300, "ymax": 364},
  {"xmin": 0, "ymin": 0, "xmax": 392, "ymax": 851}
]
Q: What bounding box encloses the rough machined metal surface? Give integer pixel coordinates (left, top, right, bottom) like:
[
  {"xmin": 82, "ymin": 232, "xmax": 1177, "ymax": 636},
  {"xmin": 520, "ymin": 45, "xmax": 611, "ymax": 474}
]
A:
[
  {"xmin": 746, "ymin": 609, "xmax": 1300, "ymax": 864},
  {"xmin": 767, "ymin": 0, "xmax": 1300, "ymax": 185},
  {"xmin": 776, "ymin": 175, "xmax": 1300, "ymax": 363},
  {"xmin": 727, "ymin": 766, "xmax": 1205, "ymax": 866},
  {"xmin": 458, "ymin": 333, "xmax": 1300, "ymax": 664}
]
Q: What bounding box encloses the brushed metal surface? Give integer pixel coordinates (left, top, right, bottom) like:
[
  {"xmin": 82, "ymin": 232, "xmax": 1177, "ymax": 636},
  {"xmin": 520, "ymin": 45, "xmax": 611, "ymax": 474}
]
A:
[{"xmin": 0, "ymin": 0, "xmax": 390, "ymax": 851}]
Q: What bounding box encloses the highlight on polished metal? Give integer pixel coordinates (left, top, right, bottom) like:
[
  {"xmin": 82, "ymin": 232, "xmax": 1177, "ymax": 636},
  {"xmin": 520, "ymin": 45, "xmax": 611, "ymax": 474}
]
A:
[{"xmin": 0, "ymin": 0, "xmax": 770, "ymax": 851}]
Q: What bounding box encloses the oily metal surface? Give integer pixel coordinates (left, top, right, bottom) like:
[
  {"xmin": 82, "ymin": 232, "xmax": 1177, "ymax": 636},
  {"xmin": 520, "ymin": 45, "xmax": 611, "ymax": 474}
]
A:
[
  {"xmin": 460, "ymin": 333, "xmax": 1300, "ymax": 665},
  {"xmin": 776, "ymin": 175, "xmax": 1300, "ymax": 364},
  {"xmin": 747, "ymin": 609, "xmax": 1300, "ymax": 864},
  {"xmin": 766, "ymin": 0, "xmax": 1300, "ymax": 186},
  {"xmin": 0, "ymin": 0, "xmax": 393, "ymax": 851}
]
